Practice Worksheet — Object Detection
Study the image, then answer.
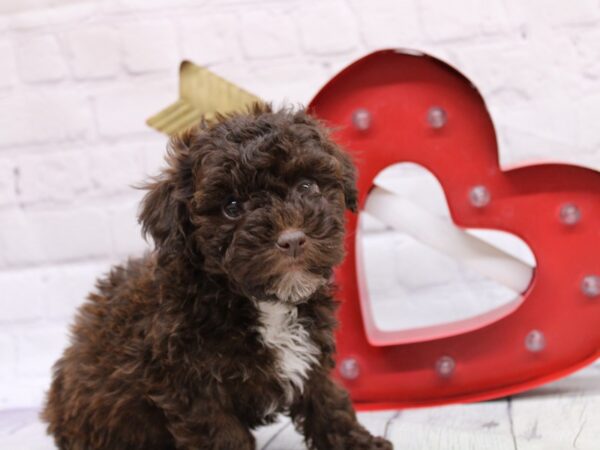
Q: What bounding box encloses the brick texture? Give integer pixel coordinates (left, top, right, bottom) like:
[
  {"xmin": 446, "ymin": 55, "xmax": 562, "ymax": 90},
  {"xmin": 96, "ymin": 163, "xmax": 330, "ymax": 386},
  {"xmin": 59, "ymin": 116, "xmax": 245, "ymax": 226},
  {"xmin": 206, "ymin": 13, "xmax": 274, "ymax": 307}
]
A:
[
  {"xmin": 120, "ymin": 20, "xmax": 179, "ymax": 73},
  {"xmin": 0, "ymin": 39, "xmax": 16, "ymax": 88},
  {"xmin": 0, "ymin": 91, "xmax": 93, "ymax": 148},
  {"xmin": 15, "ymin": 35, "xmax": 68, "ymax": 83},
  {"xmin": 63, "ymin": 25, "xmax": 120, "ymax": 79},
  {"xmin": 180, "ymin": 14, "xmax": 239, "ymax": 65},
  {"xmin": 17, "ymin": 151, "xmax": 92, "ymax": 205},
  {"xmin": 297, "ymin": 1, "xmax": 359, "ymax": 55},
  {"xmin": 240, "ymin": 10, "xmax": 299, "ymax": 59},
  {"xmin": 0, "ymin": 160, "xmax": 17, "ymax": 208}
]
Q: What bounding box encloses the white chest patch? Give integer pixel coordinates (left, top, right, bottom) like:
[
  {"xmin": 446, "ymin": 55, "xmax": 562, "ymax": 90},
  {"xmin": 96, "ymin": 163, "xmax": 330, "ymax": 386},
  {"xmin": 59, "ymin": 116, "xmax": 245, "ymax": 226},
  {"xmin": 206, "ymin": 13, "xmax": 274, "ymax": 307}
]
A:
[{"xmin": 257, "ymin": 302, "xmax": 320, "ymax": 404}]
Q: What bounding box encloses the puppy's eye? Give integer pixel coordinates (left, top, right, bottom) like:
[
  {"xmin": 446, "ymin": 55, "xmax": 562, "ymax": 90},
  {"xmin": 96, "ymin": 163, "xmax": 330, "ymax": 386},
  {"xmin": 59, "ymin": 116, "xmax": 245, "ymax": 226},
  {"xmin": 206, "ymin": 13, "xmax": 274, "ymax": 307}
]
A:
[
  {"xmin": 297, "ymin": 179, "xmax": 319, "ymax": 194},
  {"xmin": 223, "ymin": 198, "xmax": 243, "ymax": 219}
]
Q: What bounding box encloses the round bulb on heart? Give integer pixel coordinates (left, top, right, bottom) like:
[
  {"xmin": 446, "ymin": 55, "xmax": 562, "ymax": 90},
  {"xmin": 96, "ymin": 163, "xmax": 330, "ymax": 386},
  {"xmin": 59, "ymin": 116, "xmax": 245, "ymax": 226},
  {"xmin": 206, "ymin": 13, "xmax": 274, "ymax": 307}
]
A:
[
  {"xmin": 339, "ymin": 357, "xmax": 360, "ymax": 380},
  {"xmin": 435, "ymin": 356, "xmax": 455, "ymax": 378},
  {"xmin": 427, "ymin": 106, "xmax": 447, "ymax": 129},
  {"xmin": 352, "ymin": 108, "xmax": 371, "ymax": 131},
  {"xmin": 469, "ymin": 185, "xmax": 491, "ymax": 208},
  {"xmin": 559, "ymin": 203, "xmax": 581, "ymax": 226},
  {"xmin": 581, "ymin": 275, "xmax": 600, "ymax": 298},
  {"xmin": 525, "ymin": 330, "xmax": 546, "ymax": 353}
]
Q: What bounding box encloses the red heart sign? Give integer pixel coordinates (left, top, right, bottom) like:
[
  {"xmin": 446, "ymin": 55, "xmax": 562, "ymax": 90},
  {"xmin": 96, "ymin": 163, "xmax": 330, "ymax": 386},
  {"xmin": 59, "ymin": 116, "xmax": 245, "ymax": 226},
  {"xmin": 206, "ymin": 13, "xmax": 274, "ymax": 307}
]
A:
[{"xmin": 308, "ymin": 50, "xmax": 600, "ymax": 408}]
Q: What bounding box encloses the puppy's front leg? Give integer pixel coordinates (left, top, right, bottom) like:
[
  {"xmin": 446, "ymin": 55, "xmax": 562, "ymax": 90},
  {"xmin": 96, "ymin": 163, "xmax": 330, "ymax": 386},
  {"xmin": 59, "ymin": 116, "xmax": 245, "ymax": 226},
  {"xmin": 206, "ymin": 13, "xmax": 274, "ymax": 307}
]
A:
[
  {"xmin": 290, "ymin": 369, "xmax": 393, "ymax": 450},
  {"xmin": 156, "ymin": 395, "xmax": 255, "ymax": 450}
]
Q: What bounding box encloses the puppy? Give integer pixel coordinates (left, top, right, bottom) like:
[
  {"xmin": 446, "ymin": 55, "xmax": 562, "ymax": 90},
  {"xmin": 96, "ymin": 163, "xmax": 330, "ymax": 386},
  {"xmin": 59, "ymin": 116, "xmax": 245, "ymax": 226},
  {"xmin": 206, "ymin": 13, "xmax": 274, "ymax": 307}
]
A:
[{"xmin": 42, "ymin": 104, "xmax": 393, "ymax": 450}]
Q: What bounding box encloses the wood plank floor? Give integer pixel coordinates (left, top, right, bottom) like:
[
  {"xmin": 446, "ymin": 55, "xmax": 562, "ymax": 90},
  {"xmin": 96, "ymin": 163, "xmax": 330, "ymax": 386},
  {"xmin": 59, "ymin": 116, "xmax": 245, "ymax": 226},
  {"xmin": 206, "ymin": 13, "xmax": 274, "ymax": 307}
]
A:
[{"xmin": 2, "ymin": 364, "xmax": 598, "ymax": 450}]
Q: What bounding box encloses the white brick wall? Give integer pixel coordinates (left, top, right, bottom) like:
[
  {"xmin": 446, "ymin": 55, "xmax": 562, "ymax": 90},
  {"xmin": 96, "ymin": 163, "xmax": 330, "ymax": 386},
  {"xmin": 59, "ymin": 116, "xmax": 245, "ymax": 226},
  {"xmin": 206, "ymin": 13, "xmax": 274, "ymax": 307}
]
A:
[
  {"xmin": 120, "ymin": 20, "xmax": 179, "ymax": 73},
  {"xmin": 64, "ymin": 25, "xmax": 121, "ymax": 79},
  {"xmin": 1, "ymin": 0, "xmax": 600, "ymax": 409},
  {"xmin": 15, "ymin": 34, "xmax": 68, "ymax": 83}
]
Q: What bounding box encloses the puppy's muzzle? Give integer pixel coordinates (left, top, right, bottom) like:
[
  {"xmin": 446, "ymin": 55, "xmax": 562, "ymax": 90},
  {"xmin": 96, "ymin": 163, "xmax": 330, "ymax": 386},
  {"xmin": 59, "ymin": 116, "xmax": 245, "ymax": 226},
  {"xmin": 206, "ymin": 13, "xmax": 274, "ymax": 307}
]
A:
[{"xmin": 276, "ymin": 229, "xmax": 306, "ymax": 258}]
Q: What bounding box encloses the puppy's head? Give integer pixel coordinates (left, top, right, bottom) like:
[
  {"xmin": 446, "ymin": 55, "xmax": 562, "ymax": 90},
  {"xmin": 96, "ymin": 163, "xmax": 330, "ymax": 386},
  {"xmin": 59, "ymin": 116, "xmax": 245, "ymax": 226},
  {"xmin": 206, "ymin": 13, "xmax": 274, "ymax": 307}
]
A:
[{"xmin": 140, "ymin": 103, "xmax": 357, "ymax": 304}]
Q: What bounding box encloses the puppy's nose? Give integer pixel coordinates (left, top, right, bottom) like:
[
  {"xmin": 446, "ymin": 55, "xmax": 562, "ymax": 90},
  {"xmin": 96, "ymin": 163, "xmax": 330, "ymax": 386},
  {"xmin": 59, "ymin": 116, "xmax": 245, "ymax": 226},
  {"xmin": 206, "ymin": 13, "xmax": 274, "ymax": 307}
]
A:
[{"xmin": 276, "ymin": 230, "xmax": 306, "ymax": 258}]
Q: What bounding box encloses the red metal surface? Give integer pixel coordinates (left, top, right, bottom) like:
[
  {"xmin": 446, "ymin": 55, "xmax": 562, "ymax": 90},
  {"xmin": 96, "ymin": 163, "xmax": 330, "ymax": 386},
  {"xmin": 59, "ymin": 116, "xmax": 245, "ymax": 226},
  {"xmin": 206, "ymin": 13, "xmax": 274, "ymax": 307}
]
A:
[{"xmin": 308, "ymin": 49, "xmax": 600, "ymax": 408}]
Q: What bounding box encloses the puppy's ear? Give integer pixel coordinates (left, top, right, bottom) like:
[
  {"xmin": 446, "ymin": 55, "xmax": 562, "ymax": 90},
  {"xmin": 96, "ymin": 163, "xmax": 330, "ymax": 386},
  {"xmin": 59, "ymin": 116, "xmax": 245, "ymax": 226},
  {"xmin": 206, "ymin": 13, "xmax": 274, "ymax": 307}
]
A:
[
  {"xmin": 324, "ymin": 141, "xmax": 358, "ymax": 212},
  {"xmin": 336, "ymin": 148, "xmax": 359, "ymax": 212},
  {"xmin": 139, "ymin": 177, "xmax": 182, "ymax": 252},
  {"xmin": 294, "ymin": 109, "xmax": 359, "ymax": 212},
  {"xmin": 139, "ymin": 128, "xmax": 196, "ymax": 256}
]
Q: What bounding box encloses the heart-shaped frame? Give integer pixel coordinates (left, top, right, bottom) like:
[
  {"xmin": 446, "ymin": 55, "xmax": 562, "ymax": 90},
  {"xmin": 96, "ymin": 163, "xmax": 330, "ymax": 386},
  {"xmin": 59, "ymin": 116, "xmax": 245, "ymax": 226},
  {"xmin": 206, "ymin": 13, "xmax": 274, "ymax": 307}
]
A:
[{"xmin": 309, "ymin": 50, "xmax": 600, "ymax": 408}]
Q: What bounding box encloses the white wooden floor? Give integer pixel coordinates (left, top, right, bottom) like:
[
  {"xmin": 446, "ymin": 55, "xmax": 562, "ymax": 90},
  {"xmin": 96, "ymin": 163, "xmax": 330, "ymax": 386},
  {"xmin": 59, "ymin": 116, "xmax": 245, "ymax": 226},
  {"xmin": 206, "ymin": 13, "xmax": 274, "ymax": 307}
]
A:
[{"xmin": 1, "ymin": 364, "xmax": 598, "ymax": 450}]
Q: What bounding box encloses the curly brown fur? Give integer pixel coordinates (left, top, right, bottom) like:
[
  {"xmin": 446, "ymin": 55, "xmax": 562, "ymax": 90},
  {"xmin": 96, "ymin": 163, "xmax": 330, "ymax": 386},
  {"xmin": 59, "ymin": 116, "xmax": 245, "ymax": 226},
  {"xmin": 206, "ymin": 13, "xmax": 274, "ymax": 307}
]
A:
[{"xmin": 42, "ymin": 104, "xmax": 393, "ymax": 450}]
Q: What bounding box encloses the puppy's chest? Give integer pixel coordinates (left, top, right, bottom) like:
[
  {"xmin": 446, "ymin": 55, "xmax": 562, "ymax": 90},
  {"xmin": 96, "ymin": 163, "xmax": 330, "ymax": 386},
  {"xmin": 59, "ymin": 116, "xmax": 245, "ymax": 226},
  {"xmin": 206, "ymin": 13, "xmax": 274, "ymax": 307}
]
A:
[{"xmin": 256, "ymin": 302, "xmax": 320, "ymax": 403}]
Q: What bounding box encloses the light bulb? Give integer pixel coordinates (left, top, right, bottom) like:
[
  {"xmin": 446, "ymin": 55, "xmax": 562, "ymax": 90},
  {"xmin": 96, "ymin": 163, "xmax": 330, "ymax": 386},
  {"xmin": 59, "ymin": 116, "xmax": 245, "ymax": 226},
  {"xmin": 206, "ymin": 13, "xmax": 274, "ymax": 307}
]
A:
[
  {"xmin": 339, "ymin": 357, "xmax": 360, "ymax": 380},
  {"xmin": 581, "ymin": 275, "xmax": 600, "ymax": 298},
  {"xmin": 559, "ymin": 203, "xmax": 581, "ymax": 226},
  {"xmin": 352, "ymin": 108, "xmax": 371, "ymax": 131},
  {"xmin": 525, "ymin": 330, "xmax": 546, "ymax": 353},
  {"xmin": 427, "ymin": 106, "xmax": 447, "ymax": 129},
  {"xmin": 469, "ymin": 185, "xmax": 491, "ymax": 208},
  {"xmin": 435, "ymin": 356, "xmax": 455, "ymax": 378}
]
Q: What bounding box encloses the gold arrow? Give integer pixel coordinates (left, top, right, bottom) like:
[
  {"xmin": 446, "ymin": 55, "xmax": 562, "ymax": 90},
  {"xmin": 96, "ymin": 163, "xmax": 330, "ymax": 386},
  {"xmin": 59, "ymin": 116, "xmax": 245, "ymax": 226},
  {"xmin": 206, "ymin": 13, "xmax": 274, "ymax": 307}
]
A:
[{"xmin": 147, "ymin": 61, "xmax": 263, "ymax": 136}]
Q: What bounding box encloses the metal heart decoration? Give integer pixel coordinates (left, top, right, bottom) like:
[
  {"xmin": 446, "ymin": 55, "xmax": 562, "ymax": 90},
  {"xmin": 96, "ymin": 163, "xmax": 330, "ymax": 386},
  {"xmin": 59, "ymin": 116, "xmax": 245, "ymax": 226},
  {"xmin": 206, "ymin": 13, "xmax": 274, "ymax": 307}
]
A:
[{"xmin": 308, "ymin": 49, "xmax": 600, "ymax": 408}]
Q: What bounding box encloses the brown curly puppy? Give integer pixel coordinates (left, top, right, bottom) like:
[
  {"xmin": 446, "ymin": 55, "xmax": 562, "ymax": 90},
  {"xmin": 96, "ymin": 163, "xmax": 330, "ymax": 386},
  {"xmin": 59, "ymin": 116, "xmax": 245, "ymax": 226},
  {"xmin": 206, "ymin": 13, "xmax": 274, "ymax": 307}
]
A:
[{"xmin": 42, "ymin": 104, "xmax": 393, "ymax": 450}]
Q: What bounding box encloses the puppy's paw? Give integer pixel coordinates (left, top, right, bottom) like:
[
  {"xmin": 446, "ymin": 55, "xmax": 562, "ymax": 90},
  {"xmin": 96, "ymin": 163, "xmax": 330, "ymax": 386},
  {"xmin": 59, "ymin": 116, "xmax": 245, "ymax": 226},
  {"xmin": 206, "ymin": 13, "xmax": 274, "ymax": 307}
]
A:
[
  {"xmin": 344, "ymin": 428, "xmax": 393, "ymax": 450},
  {"xmin": 323, "ymin": 428, "xmax": 393, "ymax": 450}
]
